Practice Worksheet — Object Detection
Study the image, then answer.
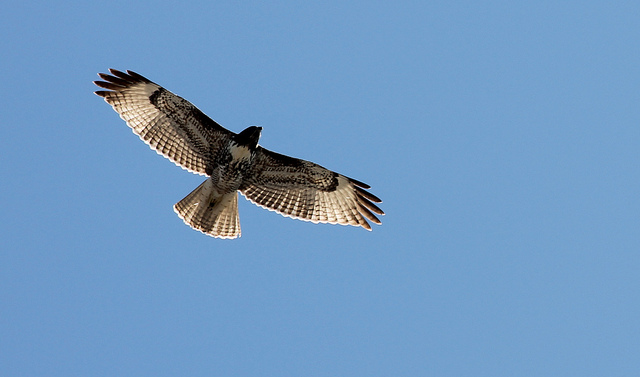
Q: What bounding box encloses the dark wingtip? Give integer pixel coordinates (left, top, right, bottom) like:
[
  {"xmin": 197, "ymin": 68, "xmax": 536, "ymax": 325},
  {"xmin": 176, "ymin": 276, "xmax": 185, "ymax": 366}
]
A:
[
  {"xmin": 93, "ymin": 80, "xmax": 124, "ymax": 90},
  {"xmin": 94, "ymin": 69, "xmax": 153, "ymax": 93},
  {"xmin": 103, "ymin": 68, "xmax": 151, "ymax": 84},
  {"xmin": 98, "ymin": 73, "xmax": 131, "ymax": 87},
  {"xmin": 358, "ymin": 203, "xmax": 382, "ymax": 225},
  {"xmin": 347, "ymin": 177, "xmax": 371, "ymax": 189},
  {"xmin": 126, "ymin": 70, "xmax": 151, "ymax": 82},
  {"xmin": 355, "ymin": 186, "xmax": 382, "ymax": 204},
  {"xmin": 107, "ymin": 68, "xmax": 128, "ymax": 78},
  {"xmin": 357, "ymin": 215, "xmax": 373, "ymax": 230},
  {"xmin": 357, "ymin": 194, "xmax": 384, "ymax": 215}
]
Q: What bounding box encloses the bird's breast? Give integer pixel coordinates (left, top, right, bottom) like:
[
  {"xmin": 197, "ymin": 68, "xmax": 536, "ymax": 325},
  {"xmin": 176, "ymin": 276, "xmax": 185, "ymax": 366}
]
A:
[
  {"xmin": 229, "ymin": 142, "xmax": 252, "ymax": 161},
  {"xmin": 209, "ymin": 143, "xmax": 254, "ymax": 193}
]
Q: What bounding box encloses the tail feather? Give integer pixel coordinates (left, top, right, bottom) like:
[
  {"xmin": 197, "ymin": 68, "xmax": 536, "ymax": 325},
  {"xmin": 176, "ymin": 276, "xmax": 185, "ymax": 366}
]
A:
[{"xmin": 173, "ymin": 179, "xmax": 241, "ymax": 239}]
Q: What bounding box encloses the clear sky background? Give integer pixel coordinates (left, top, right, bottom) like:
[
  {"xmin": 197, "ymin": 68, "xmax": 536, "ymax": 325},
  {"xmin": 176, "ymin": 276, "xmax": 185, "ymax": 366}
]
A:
[{"xmin": 1, "ymin": 1, "xmax": 639, "ymax": 376}]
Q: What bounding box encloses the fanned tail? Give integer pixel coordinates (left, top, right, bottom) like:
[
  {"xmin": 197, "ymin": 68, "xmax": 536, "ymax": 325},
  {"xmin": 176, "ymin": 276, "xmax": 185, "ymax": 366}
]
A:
[{"xmin": 173, "ymin": 179, "xmax": 241, "ymax": 239}]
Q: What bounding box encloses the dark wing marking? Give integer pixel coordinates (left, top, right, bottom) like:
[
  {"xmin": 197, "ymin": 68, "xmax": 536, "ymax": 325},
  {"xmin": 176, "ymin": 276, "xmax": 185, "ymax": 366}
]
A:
[
  {"xmin": 94, "ymin": 69, "xmax": 234, "ymax": 175},
  {"xmin": 240, "ymin": 147, "xmax": 384, "ymax": 230}
]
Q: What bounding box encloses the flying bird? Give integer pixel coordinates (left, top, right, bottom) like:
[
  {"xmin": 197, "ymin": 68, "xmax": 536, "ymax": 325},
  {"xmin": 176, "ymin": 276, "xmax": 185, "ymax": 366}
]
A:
[{"xmin": 94, "ymin": 69, "xmax": 384, "ymax": 238}]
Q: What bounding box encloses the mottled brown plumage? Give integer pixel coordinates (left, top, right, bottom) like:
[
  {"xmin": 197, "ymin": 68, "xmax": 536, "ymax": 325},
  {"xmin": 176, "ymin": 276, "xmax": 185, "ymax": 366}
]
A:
[{"xmin": 95, "ymin": 69, "xmax": 383, "ymax": 238}]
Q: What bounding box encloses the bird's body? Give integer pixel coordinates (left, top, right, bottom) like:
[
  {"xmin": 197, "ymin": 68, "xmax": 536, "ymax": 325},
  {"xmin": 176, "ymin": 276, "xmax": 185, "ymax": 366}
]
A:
[{"xmin": 94, "ymin": 69, "xmax": 383, "ymax": 238}]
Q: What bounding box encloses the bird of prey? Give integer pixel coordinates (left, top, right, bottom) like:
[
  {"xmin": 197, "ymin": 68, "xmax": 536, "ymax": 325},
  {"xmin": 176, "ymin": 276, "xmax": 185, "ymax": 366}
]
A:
[{"xmin": 94, "ymin": 69, "xmax": 384, "ymax": 238}]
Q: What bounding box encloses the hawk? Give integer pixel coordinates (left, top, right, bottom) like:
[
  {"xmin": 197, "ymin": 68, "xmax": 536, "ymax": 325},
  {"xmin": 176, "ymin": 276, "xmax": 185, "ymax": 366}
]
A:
[{"xmin": 94, "ymin": 69, "xmax": 384, "ymax": 238}]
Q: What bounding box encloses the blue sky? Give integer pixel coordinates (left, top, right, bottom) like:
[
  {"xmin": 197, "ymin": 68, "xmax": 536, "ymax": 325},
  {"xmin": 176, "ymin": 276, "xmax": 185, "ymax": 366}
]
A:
[{"xmin": 1, "ymin": 1, "xmax": 639, "ymax": 376}]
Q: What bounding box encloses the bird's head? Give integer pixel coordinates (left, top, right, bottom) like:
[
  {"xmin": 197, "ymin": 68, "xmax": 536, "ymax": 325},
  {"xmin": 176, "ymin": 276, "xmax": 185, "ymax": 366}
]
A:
[{"xmin": 234, "ymin": 126, "xmax": 262, "ymax": 149}]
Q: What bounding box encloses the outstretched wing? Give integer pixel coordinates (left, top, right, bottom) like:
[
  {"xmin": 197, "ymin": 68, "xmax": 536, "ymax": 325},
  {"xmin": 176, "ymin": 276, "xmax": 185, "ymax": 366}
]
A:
[
  {"xmin": 240, "ymin": 148, "xmax": 384, "ymax": 230},
  {"xmin": 94, "ymin": 69, "xmax": 233, "ymax": 175}
]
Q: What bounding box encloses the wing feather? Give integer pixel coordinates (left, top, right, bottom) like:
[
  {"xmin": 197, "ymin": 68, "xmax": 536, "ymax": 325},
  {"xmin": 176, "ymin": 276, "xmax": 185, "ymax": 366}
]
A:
[
  {"xmin": 94, "ymin": 69, "xmax": 234, "ymax": 175},
  {"xmin": 240, "ymin": 147, "xmax": 384, "ymax": 230}
]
